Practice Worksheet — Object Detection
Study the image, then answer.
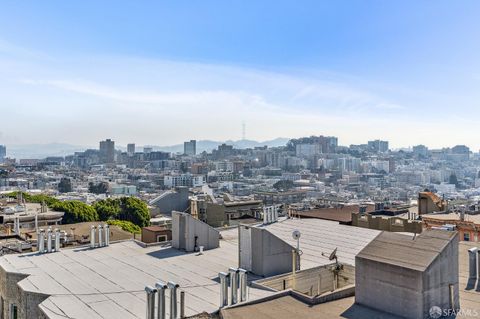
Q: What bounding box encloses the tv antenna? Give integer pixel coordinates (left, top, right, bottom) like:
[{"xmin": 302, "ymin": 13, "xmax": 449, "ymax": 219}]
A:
[{"xmin": 242, "ymin": 121, "xmax": 246, "ymax": 140}]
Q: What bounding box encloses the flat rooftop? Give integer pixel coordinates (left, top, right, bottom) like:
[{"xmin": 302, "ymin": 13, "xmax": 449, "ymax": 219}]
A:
[
  {"xmin": 0, "ymin": 228, "xmax": 272, "ymax": 319},
  {"xmin": 259, "ymin": 218, "xmax": 381, "ymax": 268},
  {"xmin": 221, "ymin": 240, "xmax": 480, "ymax": 319}
]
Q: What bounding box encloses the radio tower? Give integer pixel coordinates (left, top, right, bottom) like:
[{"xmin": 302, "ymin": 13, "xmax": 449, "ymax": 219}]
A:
[{"xmin": 242, "ymin": 121, "xmax": 246, "ymax": 140}]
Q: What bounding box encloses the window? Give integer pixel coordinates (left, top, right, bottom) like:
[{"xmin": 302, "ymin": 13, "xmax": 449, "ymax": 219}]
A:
[
  {"xmin": 156, "ymin": 235, "xmax": 168, "ymax": 242},
  {"xmin": 463, "ymin": 232, "xmax": 470, "ymax": 241},
  {"xmin": 10, "ymin": 304, "xmax": 17, "ymax": 319}
]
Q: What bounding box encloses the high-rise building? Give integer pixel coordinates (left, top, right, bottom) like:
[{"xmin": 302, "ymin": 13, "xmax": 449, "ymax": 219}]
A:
[
  {"xmin": 412, "ymin": 145, "xmax": 429, "ymax": 157},
  {"xmin": 127, "ymin": 143, "xmax": 135, "ymax": 156},
  {"xmin": 144, "ymin": 147, "xmax": 153, "ymax": 154},
  {"xmin": 99, "ymin": 139, "xmax": 115, "ymax": 163},
  {"xmin": 368, "ymin": 140, "xmax": 389, "ymax": 153},
  {"xmin": 184, "ymin": 140, "xmax": 196, "ymax": 156},
  {"xmin": 0, "ymin": 145, "xmax": 6, "ymax": 163}
]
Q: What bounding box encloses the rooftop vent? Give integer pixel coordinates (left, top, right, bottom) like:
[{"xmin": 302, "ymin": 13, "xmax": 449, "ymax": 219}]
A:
[
  {"xmin": 263, "ymin": 205, "xmax": 279, "ymax": 225},
  {"xmin": 37, "ymin": 227, "xmax": 62, "ymax": 254},
  {"xmin": 145, "ymin": 281, "xmax": 184, "ymax": 319},
  {"xmin": 218, "ymin": 267, "xmax": 248, "ymax": 308},
  {"xmin": 90, "ymin": 224, "xmax": 110, "ymax": 249}
]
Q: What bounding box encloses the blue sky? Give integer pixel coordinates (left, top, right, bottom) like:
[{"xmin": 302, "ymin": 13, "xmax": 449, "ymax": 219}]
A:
[{"xmin": 1, "ymin": 1, "xmax": 480, "ymax": 149}]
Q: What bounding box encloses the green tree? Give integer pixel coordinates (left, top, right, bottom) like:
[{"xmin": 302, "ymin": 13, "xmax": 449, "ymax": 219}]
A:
[
  {"xmin": 107, "ymin": 220, "xmax": 141, "ymax": 234},
  {"xmin": 449, "ymin": 173, "xmax": 459, "ymax": 187},
  {"xmin": 93, "ymin": 197, "xmax": 150, "ymax": 227},
  {"xmin": 93, "ymin": 198, "xmax": 121, "ymax": 221},
  {"xmin": 51, "ymin": 200, "xmax": 99, "ymax": 224}
]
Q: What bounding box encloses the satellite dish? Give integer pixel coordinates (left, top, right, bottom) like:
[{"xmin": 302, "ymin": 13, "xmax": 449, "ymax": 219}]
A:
[
  {"xmin": 322, "ymin": 247, "xmax": 338, "ymax": 264},
  {"xmin": 328, "ymin": 248, "xmax": 338, "ymax": 261},
  {"xmin": 292, "ymin": 230, "xmax": 301, "ymax": 240}
]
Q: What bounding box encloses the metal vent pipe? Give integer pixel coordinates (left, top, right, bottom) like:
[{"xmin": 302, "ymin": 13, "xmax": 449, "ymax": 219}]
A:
[
  {"xmin": 104, "ymin": 224, "xmax": 110, "ymax": 246},
  {"xmin": 219, "ymin": 272, "xmax": 229, "ymax": 307},
  {"xmin": 167, "ymin": 281, "xmax": 179, "ymax": 319},
  {"xmin": 238, "ymin": 268, "xmax": 247, "ymax": 302},
  {"xmin": 155, "ymin": 281, "xmax": 168, "ymax": 319},
  {"xmin": 47, "ymin": 228, "xmax": 52, "ymax": 253},
  {"xmin": 38, "ymin": 229, "xmax": 45, "ymax": 253},
  {"xmin": 229, "ymin": 267, "xmax": 239, "ymax": 305},
  {"xmin": 90, "ymin": 226, "xmax": 96, "ymax": 248},
  {"xmin": 98, "ymin": 225, "xmax": 104, "ymax": 247},
  {"xmin": 145, "ymin": 286, "xmax": 157, "ymax": 319},
  {"xmin": 54, "ymin": 229, "xmax": 60, "ymax": 252}
]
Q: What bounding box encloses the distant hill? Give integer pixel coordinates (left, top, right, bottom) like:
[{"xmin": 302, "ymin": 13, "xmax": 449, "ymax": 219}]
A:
[
  {"xmin": 6, "ymin": 143, "xmax": 90, "ymax": 159},
  {"xmin": 153, "ymin": 138, "xmax": 290, "ymax": 154},
  {"xmin": 5, "ymin": 138, "xmax": 290, "ymax": 159}
]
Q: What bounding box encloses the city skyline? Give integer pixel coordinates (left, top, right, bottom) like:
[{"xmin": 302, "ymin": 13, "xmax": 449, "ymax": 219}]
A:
[{"xmin": 1, "ymin": 1, "xmax": 480, "ymax": 149}]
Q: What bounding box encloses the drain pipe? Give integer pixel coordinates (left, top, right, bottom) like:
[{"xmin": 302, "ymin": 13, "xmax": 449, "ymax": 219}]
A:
[
  {"xmin": 167, "ymin": 281, "xmax": 179, "ymax": 319},
  {"xmin": 155, "ymin": 281, "xmax": 168, "ymax": 319},
  {"xmin": 219, "ymin": 272, "xmax": 229, "ymax": 307}
]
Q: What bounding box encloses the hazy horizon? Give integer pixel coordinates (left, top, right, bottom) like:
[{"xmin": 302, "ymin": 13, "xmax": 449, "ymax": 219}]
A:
[{"xmin": 1, "ymin": 1, "xmax": 480, "ymax": 150}]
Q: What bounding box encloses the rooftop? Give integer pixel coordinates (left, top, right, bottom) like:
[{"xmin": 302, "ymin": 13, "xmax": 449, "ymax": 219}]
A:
[
  {"xmin": 259, "ymin": 218, "xmax": 381, "ymax": 268},
  {"xmin": 356, "ymin": 230, "xmax": 456, "ymax": 271},
  {"xmin": 0, "ymin": 228, "xmax": 272, "ymax": 319},
  {"xmin": 221, "ymin": 239, "xmax": 480, "ymax": 319}
]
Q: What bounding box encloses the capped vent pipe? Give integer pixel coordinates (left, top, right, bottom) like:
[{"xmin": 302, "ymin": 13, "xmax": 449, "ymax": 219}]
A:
[
  {"xmin": 229, "ymin": 267, "xmax": 239, "ymax": 305},
  {"xmin": 219, "ymin": 272, "xmax": 229, "ymax": 307},
  {"xmin": 54, "ymin": 229, "xmax": 61, "ymax": 252},
  {"xmin": 104, "ymin": 224, "xmax": 110, "ymax": 246},
  {"xmin": 98, "ymin": 225, "xmax": 104, "ymax": 247},
  {"xmin": 238, "ymin": 268, "xmax": 247, "ymax": 302},
  {"xmin": 167, "ymin": 281, "xmax": 179, "ymax": 319},
  {"xmin": 155, "ymin": 281, "xmax": 168, "ymax": 319},
  {"xmin": 145, "ymin": 286, "xmax": 157, "ymax": 319},
  {"xmin": 47, "ymin": 228, "xmax": 53, "ymax": 253},
  {"xmin": 38, "ymin": 229, "xmax": 45, "ymax": 253},
  {"xmin": 90, "ymin": 225, "xmax": 96, "ymax": 248}
]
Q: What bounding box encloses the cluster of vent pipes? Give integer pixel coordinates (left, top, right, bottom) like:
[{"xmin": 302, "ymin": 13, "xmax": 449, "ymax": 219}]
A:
[
  {"xmin": 90, "ymin": 224, "xmax": 110, "ymax": 248},
  {"xmin": 37, "ymin": 227, "xmax": 62, "ymax": 253},
  {"xmin": 218, "ymin": 267, "xmax": 248, "ymax": 308},
  {"xmin": 468, "ymin": 247, "xmax": 480, "ymax": 281},
  {"xmin": 263, "ymin": 205, "xmax": 279, "ymax": 224},
  {"xmin": 145, "ymin": 281, "xmax": 184, "ymax": 319}
]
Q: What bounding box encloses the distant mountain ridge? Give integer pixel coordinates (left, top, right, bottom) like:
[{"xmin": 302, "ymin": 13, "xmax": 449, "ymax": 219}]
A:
[
  {"xmin": 152, "ymin": 138, "xmax": 290, "ymax": 153},
  {"xmin": 5, "ymin": 138, "xmax": 290, "ymax": 159}
]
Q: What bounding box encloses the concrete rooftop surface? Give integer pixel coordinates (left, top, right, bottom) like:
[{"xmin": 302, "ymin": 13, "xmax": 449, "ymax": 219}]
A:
[
  {"xmin": 221, "ymin": 240, "xmax": 480, "ymax": 319},
  {"xmin": 259, "ymin": 218, "xmax": 381, "ymax": 268},
  {"xmin": 0, "ymin": 228, "xmax": 272, "ymax": 319}
]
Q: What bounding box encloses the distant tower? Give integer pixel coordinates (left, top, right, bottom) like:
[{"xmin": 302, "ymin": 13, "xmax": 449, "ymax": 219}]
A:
[{"xmin": 242, "ymin": 121, "xmax": 246, "ymax": 140}]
